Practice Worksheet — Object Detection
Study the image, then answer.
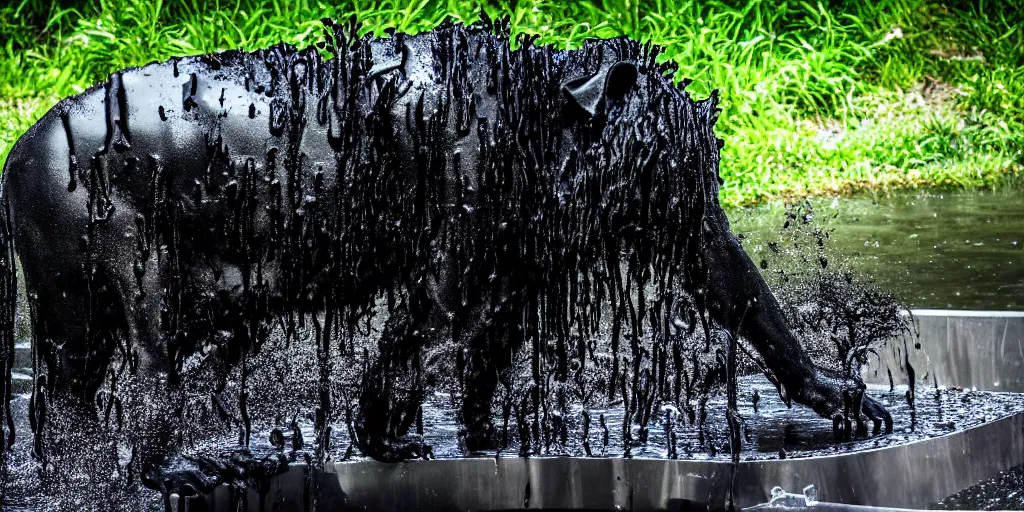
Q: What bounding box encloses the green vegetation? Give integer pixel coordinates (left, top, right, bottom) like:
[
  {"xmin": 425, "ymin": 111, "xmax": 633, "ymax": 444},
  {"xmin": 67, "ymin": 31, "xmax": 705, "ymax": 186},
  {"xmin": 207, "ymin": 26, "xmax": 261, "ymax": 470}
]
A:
[{"xmin": 1, "ymin": 0, "xmax": 1022, "ymax": 206}]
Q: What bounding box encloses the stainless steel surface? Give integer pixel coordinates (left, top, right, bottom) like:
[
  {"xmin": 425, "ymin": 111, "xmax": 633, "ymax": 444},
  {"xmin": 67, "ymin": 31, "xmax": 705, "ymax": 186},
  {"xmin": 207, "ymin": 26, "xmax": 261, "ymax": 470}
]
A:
[
  {"xmin": 863, "ymin": 309, "xmax": 1024, "ymax": 392},
  {"xmin": 740, "ymin": 484, "xmax": 919, "ymax": 512},
  {"xmin": 180, "ymin": 412, "xmax": 1024, "ymax": 511},
  {"xmin": 173, "ymin": 309, "xmax": 1024, "ymax": 511},
  {"xmin": 744, "ymin": 503, "xmax": 922, "ymax": 512}
]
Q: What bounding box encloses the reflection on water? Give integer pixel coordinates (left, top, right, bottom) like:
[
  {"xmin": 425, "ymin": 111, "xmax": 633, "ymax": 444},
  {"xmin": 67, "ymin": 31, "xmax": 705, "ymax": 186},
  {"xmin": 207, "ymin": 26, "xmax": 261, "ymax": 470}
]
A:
[{"xmin": 729, "ymin": 181, "xmax": 1024, "ymax": 311}]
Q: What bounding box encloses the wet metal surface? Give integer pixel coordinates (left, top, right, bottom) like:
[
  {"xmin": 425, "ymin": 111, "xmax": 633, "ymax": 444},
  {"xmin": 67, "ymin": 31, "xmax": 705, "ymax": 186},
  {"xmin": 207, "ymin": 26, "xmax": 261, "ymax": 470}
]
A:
[
  {"xmin": 174, "ymin": 309, "xmax": 1024, "ymax": 511},
  {"xmin": 864, "ymin": 309, "xmax": 1024, "ymax": 393},
  {"xmin": 177, "ymin": 412, "xmax": 1024, "ymax": 511}
]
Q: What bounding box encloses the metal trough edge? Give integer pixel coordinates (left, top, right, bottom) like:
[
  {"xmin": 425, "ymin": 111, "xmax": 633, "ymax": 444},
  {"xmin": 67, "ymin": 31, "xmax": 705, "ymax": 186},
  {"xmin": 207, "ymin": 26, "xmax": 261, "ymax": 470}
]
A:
[
  {"xmin": 175, "ymin": 309, "xmax": 1024, "ymax": 511},
  {"xmin": 182, "ymin": 411, "xmax": 1024, "ymax": 511},
  {"xmin": 865, "ymin": 309, "xmax": 1024, "ymax": 393}
]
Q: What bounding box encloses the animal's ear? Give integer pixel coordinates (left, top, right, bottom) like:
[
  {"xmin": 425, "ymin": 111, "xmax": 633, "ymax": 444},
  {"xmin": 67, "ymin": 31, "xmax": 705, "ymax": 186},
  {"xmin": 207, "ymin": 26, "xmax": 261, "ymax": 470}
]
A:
[
  {"xmin": 562, "ymin": 60, "xmax": 638, "ymax": 117},
  {"xmin": 604, "ymin": 61, "xmax": 638, "ymax": 101}
]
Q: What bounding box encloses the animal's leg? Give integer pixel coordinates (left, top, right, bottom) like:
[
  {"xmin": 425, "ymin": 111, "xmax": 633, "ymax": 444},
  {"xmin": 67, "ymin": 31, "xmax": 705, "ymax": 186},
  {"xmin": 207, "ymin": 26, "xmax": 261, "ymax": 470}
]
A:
[
  {"xmin": 21, "ymin": 255, "xmax": 122, "ymax": 450},
  {"xmin": 703, "ymin": 218, "xmax": 892, "ymax": 434},
  {"xmin": 129, "ymin": 287, "xmax": 184, "ymax": 487},
  {"xmin": 354, "ymin": 291, "xmax": 433, "ymax": 462},
  {"xmin": 458, "ymin": 297, "xmax": 519, "ymax": 452},
  {"xmin": 129, "ymin": 262, "xmax": 257, "ymax": 494},
  {"xmin": 16, "ymin": 254, "xmax": 143, "ymax": 507}
]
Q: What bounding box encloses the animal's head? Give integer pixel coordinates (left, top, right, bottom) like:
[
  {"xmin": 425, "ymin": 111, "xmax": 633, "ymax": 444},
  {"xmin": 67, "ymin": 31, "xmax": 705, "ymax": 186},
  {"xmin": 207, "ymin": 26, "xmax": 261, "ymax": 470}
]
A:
[
  {"xmin": 551, "ymin": 41, "xmax": 726, "ymax": 341},
  {"xmin": 558, "ymin": 41, "xmax": 725, "ymax": 214}
]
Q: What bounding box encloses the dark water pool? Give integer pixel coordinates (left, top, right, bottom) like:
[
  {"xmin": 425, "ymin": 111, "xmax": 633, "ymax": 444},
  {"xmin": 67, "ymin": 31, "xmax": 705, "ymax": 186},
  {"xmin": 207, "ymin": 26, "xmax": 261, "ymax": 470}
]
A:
[
  {"xmin": 935, "ymin": 463, "xmax": 1024, "ymax": 510},
  {"xmin": 729, "ymin": 181, "xmax": 1024, "ymax": 311}
]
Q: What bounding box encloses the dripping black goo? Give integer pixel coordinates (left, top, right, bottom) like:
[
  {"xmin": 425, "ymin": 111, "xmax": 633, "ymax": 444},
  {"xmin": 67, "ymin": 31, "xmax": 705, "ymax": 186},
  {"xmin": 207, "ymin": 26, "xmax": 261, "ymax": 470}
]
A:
[{"xmin": 0, "ymin": 16, "xmax": 891, "ymax": 494}]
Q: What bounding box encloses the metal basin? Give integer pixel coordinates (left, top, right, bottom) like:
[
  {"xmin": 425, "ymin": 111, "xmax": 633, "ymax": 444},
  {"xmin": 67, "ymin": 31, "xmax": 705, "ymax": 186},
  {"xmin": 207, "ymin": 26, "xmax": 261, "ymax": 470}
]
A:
[{"xmin": 174, "ymin": 309, "xmax": 1024, "ymax": 511}]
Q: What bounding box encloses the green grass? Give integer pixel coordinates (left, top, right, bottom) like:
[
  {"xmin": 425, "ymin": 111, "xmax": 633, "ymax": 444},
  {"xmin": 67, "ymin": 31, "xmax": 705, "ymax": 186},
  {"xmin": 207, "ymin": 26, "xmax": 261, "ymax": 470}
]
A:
[{"xmin": 2, "ymin": 0, "xmax": 1023, "ymax": 206}]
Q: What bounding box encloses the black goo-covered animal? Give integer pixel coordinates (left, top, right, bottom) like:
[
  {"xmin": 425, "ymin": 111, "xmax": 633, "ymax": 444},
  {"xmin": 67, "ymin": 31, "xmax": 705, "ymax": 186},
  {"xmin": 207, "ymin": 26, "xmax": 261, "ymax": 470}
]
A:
[{"xmin": 0, "ymin": 16, "xmax": 890, "ymax": 482}]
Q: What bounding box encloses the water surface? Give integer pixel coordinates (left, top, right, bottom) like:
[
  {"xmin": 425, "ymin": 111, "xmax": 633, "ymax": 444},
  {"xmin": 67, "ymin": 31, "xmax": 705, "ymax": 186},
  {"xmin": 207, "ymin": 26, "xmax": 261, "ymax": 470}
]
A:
[{"xmin": 729, "ymin": 182, "xmax": 1024, "ymax": 311}]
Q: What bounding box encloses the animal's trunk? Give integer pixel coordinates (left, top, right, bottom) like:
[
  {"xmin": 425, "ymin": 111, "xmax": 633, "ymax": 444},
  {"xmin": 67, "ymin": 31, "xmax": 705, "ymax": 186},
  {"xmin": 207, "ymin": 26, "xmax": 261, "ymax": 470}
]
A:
[{"xmin": 0, "ymin": 170, "xmax": 16, "ymax": 451}]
